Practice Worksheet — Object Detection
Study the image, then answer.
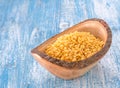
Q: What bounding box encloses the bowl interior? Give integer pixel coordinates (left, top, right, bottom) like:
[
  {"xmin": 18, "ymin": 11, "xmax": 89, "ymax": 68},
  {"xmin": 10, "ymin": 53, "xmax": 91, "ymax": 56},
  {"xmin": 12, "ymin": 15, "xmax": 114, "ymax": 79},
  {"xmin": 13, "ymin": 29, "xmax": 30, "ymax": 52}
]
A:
[{"xmin": 31, "ymin": 19, "xmax": 112, "ymax": 69}]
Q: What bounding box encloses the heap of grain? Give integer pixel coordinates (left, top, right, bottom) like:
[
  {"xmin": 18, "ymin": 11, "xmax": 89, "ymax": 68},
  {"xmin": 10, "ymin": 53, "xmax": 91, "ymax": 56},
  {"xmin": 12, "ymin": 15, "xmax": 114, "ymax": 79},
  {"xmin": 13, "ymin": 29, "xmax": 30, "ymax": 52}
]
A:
[{"xmin": 45, "ymin": 31, "xmax": 104, "ymax": 62}]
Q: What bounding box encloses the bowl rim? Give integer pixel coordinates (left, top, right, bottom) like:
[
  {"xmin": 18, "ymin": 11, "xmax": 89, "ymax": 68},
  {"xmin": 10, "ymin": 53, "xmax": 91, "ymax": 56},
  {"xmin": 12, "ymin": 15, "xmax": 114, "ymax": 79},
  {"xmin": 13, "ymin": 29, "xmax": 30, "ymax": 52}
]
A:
[{"xmin": 31, "ymin": 18, "xmax": 112, "ymax": 69}]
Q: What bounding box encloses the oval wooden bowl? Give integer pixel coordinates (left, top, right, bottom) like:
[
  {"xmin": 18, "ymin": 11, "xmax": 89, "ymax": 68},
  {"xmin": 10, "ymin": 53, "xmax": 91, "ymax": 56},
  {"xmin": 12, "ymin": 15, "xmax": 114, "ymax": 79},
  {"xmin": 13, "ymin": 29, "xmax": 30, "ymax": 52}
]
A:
[{"xmin": 31, "ymin": 18, "xmax": 112, "ymax": 80}]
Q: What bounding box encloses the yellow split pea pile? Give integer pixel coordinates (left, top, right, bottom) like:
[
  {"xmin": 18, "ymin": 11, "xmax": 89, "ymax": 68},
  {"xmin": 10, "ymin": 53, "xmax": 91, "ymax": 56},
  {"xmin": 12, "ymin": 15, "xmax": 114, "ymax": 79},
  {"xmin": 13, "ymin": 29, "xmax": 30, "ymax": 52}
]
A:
[{"xmin": 45, "ymin": 31, "xmax": 104, "ymax": 62}]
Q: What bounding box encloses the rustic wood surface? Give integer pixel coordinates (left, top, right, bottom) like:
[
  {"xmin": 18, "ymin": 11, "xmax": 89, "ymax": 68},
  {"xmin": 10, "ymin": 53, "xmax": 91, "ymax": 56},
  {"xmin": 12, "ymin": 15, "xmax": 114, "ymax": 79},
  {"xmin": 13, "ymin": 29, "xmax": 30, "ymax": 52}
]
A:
[{"xmin": 0, "ymin": 0, "xmax": 120, "ymax": 88}]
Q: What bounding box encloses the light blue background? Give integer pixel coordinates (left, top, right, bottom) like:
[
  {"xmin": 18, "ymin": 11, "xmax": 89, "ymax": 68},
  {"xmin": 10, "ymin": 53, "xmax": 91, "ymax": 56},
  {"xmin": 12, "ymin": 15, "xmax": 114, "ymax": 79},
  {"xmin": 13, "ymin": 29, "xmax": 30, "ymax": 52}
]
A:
[{"xmin": 0, "ymin": 0, "xmax": 120, "ymax": 88}]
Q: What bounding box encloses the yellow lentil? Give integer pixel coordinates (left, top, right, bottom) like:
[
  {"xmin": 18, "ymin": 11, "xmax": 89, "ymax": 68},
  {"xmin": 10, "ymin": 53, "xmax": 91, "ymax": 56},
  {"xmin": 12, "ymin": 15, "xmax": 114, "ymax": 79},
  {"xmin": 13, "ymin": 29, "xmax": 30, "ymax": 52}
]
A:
[{"xmin": 45, "ymin": 31, "xmax": 104, "ymax": 62}]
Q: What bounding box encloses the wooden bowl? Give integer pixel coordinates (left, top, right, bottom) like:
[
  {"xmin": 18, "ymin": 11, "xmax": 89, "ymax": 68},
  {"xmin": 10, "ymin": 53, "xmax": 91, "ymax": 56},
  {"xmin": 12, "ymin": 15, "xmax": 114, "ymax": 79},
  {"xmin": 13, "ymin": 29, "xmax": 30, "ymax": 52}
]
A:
[{"xmin": 31, "ymin": 18, "xmax": 112, "ymax": 80}]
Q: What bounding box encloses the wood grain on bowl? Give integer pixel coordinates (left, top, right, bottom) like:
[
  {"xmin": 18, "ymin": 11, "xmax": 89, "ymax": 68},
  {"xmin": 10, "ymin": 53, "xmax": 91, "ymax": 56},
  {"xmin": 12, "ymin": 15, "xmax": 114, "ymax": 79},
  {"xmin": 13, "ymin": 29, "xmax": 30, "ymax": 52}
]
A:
[{"xmin": 31, "ymin": 18, "xmax": 112, "ymax": 79}]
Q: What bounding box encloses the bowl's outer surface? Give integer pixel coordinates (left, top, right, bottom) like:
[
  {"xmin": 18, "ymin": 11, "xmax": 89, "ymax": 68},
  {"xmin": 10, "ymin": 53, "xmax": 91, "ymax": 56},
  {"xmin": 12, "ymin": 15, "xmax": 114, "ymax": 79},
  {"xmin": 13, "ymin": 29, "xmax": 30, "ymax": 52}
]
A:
[
  {"xmin": 31, "ymin": 53, "xmax": 100, "ymax": 79},
  {"xmin": 31, "ymin": 18, "xmax": 112, "ymax": 79}
]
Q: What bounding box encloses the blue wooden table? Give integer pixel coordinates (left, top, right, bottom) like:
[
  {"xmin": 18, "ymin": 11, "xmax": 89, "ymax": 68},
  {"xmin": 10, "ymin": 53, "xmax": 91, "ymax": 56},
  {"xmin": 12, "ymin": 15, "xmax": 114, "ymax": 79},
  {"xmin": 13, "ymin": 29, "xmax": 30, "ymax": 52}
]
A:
[{"xmin": 0, "ymin": 0, "xmax": 120, "ymax": 88}]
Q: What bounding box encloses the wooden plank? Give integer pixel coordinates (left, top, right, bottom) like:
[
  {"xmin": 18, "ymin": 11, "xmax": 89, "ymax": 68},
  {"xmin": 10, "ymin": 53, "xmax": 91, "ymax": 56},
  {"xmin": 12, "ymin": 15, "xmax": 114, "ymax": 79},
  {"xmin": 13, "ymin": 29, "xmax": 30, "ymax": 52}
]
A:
[{"xmin": 0, "ymin": 0, "xmax": 120, "ymax": 88}]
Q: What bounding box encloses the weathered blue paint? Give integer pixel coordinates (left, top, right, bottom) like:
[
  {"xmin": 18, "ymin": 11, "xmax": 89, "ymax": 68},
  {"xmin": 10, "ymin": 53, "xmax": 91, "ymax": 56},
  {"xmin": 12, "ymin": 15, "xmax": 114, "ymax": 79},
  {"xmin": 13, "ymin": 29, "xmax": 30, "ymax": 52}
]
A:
[{"xmin": 0, "ymin": 0, "xmax": 120, "ymax": 88}]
